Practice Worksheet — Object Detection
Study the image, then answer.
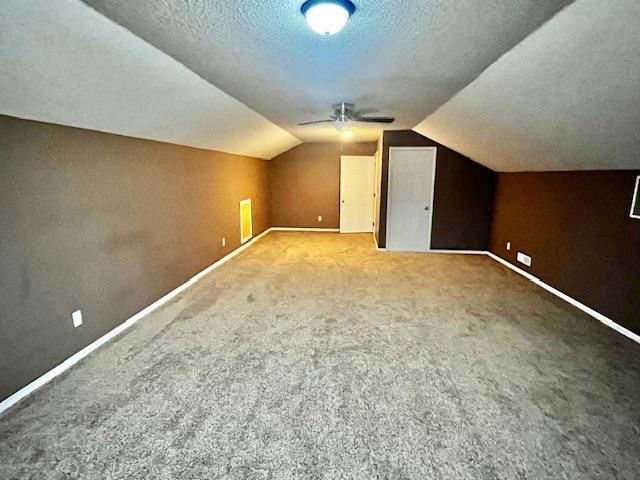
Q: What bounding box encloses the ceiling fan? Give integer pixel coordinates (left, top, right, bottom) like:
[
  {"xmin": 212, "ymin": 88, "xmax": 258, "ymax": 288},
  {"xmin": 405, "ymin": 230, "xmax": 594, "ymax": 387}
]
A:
[{"xmin": 298, "ymin": 103, "xmax": 395, "ymax": 126}]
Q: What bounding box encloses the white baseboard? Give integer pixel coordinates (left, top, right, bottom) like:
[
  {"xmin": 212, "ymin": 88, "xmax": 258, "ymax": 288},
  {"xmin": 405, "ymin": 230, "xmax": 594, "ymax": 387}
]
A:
[
  {"xmin": 0, "ymin": 228, "xmax": 274, "ymax": 415},
  {"xmin": 486, "ymin": 252, "xmax": 640, "ymax": 345},
  {"xmin": 271, "ymin": 227, "xmax": 339, "ymax": 232},
  {"xmin": 3, "ymin": 233, "xmax": 637, "ymax": 415},
  {"xmin": 430, "ymin": 249, "xmax": 486, "ymax": 255},
  {"xmin": 376, "ymin": 246, "xmax": 639, "ymax": 344},
  {"xmin": 376, "ymin": 249, "xmax": 485, "ymax": 255}
]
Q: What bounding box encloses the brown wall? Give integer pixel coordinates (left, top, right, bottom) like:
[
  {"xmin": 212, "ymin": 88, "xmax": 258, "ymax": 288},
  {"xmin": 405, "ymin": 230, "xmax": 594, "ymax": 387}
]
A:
[
  {"xmin": 0, "ymin": 115, "xmax": 271, "ymax": 400},
  {"xmin": 490, "ymin": 171, "xmax": 640, "ymax": 335},
  {"xmin": 269, "ymin": 142, "xmax": 377, "ymax": 229},
  {"xmin": 6, "ymin": 113, "xmax": 636, "ymax": 403},
  {"xmin": 377, "ymin": 131, "xmax": 496, "ymax": 250}
]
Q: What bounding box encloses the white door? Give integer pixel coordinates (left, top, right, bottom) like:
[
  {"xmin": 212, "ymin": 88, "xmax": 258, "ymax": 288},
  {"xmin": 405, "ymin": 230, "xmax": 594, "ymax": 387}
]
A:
[
  {"xmin": 386, "ymin": 147, "xmax": 436, "ymax": 251},
  {"xmin": 340, "ymin": 155, "xmax": 376, "ymax": 233}
]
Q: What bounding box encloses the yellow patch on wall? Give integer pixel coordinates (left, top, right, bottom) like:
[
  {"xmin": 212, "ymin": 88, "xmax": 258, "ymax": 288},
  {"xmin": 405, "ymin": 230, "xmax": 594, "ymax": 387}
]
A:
[{"xmin": 240, "ymin": 198, "xmax": 253, "ymax": 244}]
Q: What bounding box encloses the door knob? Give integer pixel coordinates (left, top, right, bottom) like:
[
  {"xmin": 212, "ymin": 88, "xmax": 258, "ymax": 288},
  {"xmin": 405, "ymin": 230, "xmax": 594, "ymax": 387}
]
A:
[{"xmin": 424, "ymin": 206, "xmax": 430, "ymax": 211}]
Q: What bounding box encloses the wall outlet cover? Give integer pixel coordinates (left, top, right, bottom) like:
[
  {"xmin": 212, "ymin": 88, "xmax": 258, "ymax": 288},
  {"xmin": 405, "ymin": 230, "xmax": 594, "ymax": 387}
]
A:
[
  {"xmin": 506, "ymin": 242, "xmax": 511, "ymax": 251},
  {"xmin": 318, "ymin": 216, "xmax": 323, "ymax": 222},
  {"xmin": 72, "ymin": 310, "xmax": 83, "ymax": 328},
  {"xmin": 222, "ymin": 237, "xmax": 226, "ymax": 247},
  {"xmin": 517, "ymin": 252, "xmax": 532, "ymax": 267}
]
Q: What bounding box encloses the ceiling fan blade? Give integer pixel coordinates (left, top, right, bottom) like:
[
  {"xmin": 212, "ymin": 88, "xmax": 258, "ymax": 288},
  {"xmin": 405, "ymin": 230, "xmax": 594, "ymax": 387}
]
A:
[
  {"xmin": 298, "ymin": 119, "xmax": 335, "ymax": 125},
  {"xmin": 354, "ymin": 108, "xmax": 377, "ymax": 116},
  {"xmin": 356, "ymin": 116, "xmax": 395, "ymax": 124}
]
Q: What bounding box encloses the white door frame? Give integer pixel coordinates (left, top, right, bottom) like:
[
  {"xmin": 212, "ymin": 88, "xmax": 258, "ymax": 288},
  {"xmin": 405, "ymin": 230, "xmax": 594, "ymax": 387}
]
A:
[
  {"xmin": 373, "ymin": 148, "xmax": 382, "ymax": 234},
  {"xmin": 386, "ymin": 147, "xmax": 437, "ymax": 251}
]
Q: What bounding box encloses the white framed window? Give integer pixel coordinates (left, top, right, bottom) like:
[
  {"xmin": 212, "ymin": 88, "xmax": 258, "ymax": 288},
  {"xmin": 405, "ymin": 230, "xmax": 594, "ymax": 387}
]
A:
[
  {"xmin": 240, "ymin": 198, "xmax": 253, "ymax": 243},
  {"xmin": 630, "ymin": 176, "xmax": 640, "ymax": 219}
]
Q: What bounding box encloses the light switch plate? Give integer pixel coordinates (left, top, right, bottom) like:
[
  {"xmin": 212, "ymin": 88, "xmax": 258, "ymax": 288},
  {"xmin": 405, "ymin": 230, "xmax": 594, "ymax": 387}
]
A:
[
  {"xmin": 222, "ymin": 237, "xmax": 226, "ymax": 247},
  {"xmin": 72, "ymin": 310, "xmax": 83, "ymax": 328},
  {"xmin": 506, "ymin": 242, "xmax": 511, "ymax": 251}
]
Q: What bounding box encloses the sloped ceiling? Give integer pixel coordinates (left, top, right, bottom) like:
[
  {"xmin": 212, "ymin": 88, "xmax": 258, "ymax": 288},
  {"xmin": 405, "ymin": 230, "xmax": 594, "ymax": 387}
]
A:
[
  {"xmin": 82, "ymin": 0, "xmax": 571, "ymax": 143},
  {"xmin": 415, "ymin": 0, "xmax": 640, "ymax": 171},
  {"xmin": 3, "ymin": 0, "xmax": 637, "ymax": 171},
  {"xmin": 0, "ymin": 0, "xmax": 300, "ymax": 159}
]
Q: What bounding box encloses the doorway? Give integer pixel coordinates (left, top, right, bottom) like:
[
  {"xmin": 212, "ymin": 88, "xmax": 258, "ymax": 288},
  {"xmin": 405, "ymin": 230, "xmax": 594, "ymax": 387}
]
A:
[
  {"xmin": 340, "ymin": 155, "xmax": 376, "ymax": 233},
  {"xmin": 386, "ymin": 147, "xmax": 437, "ymax": 251}
]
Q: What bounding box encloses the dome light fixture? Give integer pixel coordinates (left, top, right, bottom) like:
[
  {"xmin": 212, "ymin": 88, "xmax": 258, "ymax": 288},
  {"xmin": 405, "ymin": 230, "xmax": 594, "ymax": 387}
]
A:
[{"xmin": 301, "ymin": 0, "xmax": 356, "ymax": 36}]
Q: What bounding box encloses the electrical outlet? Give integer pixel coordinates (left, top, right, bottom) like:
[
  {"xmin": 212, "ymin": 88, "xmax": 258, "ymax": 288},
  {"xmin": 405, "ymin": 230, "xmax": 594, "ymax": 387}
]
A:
[
  {"xmin": 72, "ymin": 310, "xmax": 83, "ymax": 328},
  {"xmin": 221, "ymin": 237, "xmax": 226, "ymax": 247},
  {"xmin": 318, "ymin": 216, "xmax": 323, "ymax": 222},
  {"xmin": 506, "ymin": 242, "xmax": 511, "ymax": 251},
  {"xmin": 517, "ymin": 252, "xmax": 532, "ymax": 267}
]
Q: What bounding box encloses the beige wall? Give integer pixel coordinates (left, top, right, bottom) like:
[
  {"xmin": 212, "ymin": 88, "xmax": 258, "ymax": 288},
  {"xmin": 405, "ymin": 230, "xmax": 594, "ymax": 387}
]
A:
[
  {"xmin": 269, "ymin": 142, "xmax": 377, "ymax": 229},
  {"xmin": 0, "ymin": 115, "xmax": 271, "ymax": 400}
]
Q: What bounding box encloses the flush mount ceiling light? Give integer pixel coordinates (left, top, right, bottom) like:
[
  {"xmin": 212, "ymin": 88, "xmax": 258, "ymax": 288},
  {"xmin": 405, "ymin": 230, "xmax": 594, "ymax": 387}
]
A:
[{"xmin": 301, "ymin": 0, "xmax": 356, "ymax": 36}]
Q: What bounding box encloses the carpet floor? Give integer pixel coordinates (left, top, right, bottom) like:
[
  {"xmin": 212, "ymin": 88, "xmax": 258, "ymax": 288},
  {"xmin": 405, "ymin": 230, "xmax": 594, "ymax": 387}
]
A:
[{"xmin": 1, "ymin": 232, "xmax": 639, "ymax": 479}]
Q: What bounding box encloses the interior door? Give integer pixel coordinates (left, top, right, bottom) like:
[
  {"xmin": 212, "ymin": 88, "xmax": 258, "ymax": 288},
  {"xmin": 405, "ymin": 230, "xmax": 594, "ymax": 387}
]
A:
[
  {"xmin": 386, "ymin": 148, "xmax": 436, "ymax": 251},
  {"xmin": 340, "ymin": 155, "xmax": 376, "ymax": 233}
]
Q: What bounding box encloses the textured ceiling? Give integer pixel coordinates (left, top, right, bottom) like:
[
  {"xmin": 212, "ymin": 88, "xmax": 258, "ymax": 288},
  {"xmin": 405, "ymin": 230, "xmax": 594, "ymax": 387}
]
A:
[
  {"xmin": 4, "ymin": 0, "xmax": 636, "ymax": 170},
  {"xmin": 0, "ymin": 0, "xmax": 299, "ymax": 159},
  {"xmin": 82, "ymin": 0, "xmax": 571, "ymax": 143},
  {"xmin": 415, "ymin": 0, "xmax": 640, "ymax": 171}
]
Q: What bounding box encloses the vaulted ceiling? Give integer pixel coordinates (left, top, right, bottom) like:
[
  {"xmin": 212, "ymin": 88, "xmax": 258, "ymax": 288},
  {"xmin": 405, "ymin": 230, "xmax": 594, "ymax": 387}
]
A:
[
  {"xmin": 415, "ymin": 0, "xmax": 640, "ymax": 171},
  {"xmin": 81, "ymin": 0, "xmax": 571, "ymax": 144},
  {"xmin": 1, "ymin": 0, "xmax": 639, "ymax": 169},
  {"xmin": 0, "ymin": 0, "xmax": 300, "ymax": 159}
]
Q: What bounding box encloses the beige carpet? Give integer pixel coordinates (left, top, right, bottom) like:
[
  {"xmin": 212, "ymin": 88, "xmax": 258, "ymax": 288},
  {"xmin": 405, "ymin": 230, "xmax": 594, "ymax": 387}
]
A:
[{"xmin": 1, "ymin": 232, "xmax": 639, "ymax": 479}]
